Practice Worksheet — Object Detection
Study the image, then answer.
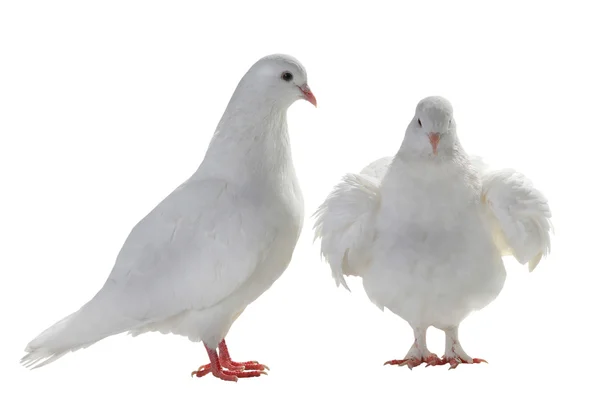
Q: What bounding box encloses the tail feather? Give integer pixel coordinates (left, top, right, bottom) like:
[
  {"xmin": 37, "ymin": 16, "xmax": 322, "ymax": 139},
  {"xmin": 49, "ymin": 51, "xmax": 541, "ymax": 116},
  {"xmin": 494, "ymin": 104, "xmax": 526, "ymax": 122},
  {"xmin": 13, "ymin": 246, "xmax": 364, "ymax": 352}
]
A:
[
  {"xmin": 21, "ymin": 294, "xmax": 139, "ymax": 369},
  {"xmin": 21, "ymin": 310, "xmax": 92, "ymax": 369}
]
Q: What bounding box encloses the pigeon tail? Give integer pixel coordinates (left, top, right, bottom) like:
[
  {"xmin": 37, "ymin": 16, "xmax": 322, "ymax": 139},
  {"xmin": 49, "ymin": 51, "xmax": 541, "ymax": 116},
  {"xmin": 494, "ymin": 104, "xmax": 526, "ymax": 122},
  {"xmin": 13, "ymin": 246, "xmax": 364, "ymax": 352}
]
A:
[{"xmin": 21, "ymin": 295, "xmax": 137, "ymax": 369}]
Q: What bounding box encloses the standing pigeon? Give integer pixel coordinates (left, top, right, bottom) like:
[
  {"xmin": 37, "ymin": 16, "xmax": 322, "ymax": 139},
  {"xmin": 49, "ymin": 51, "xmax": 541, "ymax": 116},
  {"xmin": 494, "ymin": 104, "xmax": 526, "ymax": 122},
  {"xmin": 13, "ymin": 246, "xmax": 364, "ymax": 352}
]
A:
[
  {"xmin": 313, "ymin": 96, "xmax": 551, "ymax": 369},
  {"xmin": 21, "ymin": 53, "xmax": 317, "ymax": 381}
]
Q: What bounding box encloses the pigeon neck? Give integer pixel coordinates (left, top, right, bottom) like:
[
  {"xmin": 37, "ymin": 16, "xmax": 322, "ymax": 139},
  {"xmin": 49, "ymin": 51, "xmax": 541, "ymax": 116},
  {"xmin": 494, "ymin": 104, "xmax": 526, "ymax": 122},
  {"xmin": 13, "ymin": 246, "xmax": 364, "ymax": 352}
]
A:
[{"xmin": 194, "ymin": 101, "xmax": 295, "ymax": 187}]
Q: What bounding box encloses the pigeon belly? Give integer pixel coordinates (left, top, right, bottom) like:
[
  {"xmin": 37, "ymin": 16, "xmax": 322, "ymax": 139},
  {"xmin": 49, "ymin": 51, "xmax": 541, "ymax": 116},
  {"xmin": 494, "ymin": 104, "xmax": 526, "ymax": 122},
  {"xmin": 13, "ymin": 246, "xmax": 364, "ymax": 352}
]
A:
[{"xmin": 363, "ymin": 165, "xmax": 507, "ymax": 329}]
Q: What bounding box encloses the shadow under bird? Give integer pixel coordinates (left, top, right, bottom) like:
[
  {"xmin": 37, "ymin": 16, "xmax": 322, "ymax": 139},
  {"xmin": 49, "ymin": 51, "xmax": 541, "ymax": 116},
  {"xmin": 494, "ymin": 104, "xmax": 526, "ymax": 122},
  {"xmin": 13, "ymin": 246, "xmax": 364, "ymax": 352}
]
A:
[
  {"xmin": 21, "ymin": 53, "xmax": 317, "ymax": 381},
  {"xmin": 313, "ymin": 96, "xmax": 552, "ymax": 369}
]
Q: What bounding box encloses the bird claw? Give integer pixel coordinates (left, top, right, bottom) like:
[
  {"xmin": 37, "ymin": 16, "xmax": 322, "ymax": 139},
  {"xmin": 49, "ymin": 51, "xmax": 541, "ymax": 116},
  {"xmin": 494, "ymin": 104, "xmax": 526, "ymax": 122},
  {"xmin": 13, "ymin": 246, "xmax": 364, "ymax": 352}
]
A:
[
  {"xmin": 246, "ymin": 362, "xmax": 269, "ymax": 371},
  {"xmin": 385, "ymin": 353, "xmax": 442, "ymax": 370},
  {"xmin": 384, "ymin": 358, "xmax": 421, "ymax": 370},
  {"xmin": 222, "ymin": 360, "xmax": 270, "ymax": 371},
  {"xmin": 191, "ymin": 364, "xmax": 268, "ymax": 381},
  {"xmin": 194, "ymin": 342, "xmax": 269, "ymax": 381},
  {"xmin": 190, "ymin": 364, "xmax": 211, "ymax": 378},
  {"xmin": 441, "ymin": 356, "xmax": 488, "ymax": 370},
  {"xmin": 424, "ymin": 354, "xmax": 444, "ymax": 367}
]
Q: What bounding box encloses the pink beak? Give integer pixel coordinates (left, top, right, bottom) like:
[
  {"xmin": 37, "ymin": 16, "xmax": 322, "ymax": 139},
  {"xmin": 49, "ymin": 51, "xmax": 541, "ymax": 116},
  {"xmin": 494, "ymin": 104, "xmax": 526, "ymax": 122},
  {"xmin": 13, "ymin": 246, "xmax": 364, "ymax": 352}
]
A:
[
  {"xmin": 299, "ymin": 83, "xmax": 317, "ymax": 107},
  {"xmin": 428, "ymin": 132, "xmax": 440, "ymax": 155}
]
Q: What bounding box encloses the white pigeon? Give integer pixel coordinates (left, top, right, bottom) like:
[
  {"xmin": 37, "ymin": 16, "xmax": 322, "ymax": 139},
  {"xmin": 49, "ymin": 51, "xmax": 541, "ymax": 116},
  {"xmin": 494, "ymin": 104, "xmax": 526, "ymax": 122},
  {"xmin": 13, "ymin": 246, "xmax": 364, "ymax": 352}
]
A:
[
  {"xmin": 21, "ymin": 53, "xmax": 317, "ymax": 381},
  {"xmin": 313, "ymin": 96, "xmax": 552, "ymax": 369}
]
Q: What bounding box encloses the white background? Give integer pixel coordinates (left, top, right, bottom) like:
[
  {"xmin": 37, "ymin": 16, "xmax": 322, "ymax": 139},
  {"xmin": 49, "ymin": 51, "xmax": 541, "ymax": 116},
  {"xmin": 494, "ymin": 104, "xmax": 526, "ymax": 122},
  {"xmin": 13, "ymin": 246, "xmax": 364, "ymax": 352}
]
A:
[{"xmin": 1, "ymin": 1, "xmax": 598, "ymax": 399}]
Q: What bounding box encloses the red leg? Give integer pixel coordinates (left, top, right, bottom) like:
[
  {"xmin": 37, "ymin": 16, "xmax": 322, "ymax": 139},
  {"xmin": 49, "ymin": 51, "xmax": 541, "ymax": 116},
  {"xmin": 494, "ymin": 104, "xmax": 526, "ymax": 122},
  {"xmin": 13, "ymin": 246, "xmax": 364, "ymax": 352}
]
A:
[
  {"xmin": 218, "ymin": 340, "xmax": 269, "ymax": 371},
  {"xmin": 191, "ymin": 344, "xmax": 267, "ymax": 382}
]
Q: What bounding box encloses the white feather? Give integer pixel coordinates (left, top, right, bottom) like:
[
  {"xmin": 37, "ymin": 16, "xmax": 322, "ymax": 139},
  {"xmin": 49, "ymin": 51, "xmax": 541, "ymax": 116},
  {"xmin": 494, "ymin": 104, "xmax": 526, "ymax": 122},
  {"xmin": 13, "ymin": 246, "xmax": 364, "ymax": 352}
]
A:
[
  {"xmin": 359, "ymin": 156, "xmax": 393, "ymax": 180},
  {"xmin": 313, "ymin": 96, "xmax": 553, "ymax": 364},
  {"xmin": 313, "ymin": 172, "xmax": 379, "ymax": 290},
  {"xmin": 21, "ymin": 54, "xmax": 310, "ymax": 369},
  {"xmin": 480, "ymin": 168, "xmax": 553, "ymax": 271},
  {"xmin": 312, "ymin": 156, "xmax": 392, "ymax": 290}
]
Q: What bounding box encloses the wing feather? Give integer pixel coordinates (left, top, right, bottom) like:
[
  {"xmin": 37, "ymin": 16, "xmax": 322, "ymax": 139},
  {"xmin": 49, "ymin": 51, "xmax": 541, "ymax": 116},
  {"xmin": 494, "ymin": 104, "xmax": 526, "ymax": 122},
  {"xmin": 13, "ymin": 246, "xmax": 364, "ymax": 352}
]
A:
[
  {"xmin": 96, "ymin": 178, "xmax": 275, "ymax": 324},
  {"xmin": 480, "ymin": 168, "xmax": 553, "ymax": 271},
  {"xmin": 313, "ymin": 163, "xmax": 385, "ymax": 290}
]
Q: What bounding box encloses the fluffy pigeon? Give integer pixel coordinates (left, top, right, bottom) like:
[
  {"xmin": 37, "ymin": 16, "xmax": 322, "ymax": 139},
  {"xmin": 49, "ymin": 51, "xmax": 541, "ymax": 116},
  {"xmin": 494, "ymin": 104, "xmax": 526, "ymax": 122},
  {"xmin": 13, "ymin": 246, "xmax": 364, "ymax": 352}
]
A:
[
  {"xmin": 313, "ymin": 96, "xmax": 552, "ymax": 369},
  {"xmin": 21, "ymin": 53, "xmax": 317, "ymax": 381}
]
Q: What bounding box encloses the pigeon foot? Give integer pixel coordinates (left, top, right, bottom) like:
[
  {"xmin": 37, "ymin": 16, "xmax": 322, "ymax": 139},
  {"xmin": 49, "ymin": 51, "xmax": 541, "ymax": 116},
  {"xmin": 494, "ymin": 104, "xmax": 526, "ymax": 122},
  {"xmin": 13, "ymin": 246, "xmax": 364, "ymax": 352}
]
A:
[
  {"xmin": 439, "ymin": 326, "xmax": 488, "ymax": 369},
  {"xmin": 440, "ymin": 355, "xmax": 487, "ymax": 370},
  {"xmin": 384, "ymin": 354, "xmax": 443, "ymax": 369},
  {"xmin": 191, "ymin": 364, "xmax": 267, "ymax": 381},
  {"xmin": 191, "ymin": 340, "xmax": 268, "ymax": 382}
]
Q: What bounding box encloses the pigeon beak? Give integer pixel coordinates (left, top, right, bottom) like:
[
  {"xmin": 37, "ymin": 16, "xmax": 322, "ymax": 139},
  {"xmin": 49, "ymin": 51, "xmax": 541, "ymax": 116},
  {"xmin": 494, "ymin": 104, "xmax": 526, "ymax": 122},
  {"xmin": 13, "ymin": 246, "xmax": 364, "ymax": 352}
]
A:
[
  {"xmin": 298, "ymin": 84, "xmax": 317, "ymax": 107},
  {"xmin": 428, "ymin": 132, "xmax": 440, "ymax": 155}
]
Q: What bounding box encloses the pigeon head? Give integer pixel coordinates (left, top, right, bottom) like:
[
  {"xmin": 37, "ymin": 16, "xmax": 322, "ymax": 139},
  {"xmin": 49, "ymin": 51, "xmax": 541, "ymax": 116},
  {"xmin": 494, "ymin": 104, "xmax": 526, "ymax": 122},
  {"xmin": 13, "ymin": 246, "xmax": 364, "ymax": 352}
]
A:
[
  {"xmin": 403, "ymin": 96, "xmax": 456, "ymax": 157},
  {"xmin": 239, "ymin": 54, "xmax": 317, "ymax": 109}
]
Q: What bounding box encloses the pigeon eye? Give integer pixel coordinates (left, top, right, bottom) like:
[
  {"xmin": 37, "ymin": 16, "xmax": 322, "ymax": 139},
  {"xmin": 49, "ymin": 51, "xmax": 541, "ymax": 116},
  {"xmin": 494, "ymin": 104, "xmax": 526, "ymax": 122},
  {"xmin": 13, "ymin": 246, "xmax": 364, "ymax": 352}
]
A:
[
  {"xmin": 281, "ymin": 71, "xmax": 293, "ymax": 82},
  {"xmin": 418, "ymin": 118, "xmax": 422, "ymax": 127}
]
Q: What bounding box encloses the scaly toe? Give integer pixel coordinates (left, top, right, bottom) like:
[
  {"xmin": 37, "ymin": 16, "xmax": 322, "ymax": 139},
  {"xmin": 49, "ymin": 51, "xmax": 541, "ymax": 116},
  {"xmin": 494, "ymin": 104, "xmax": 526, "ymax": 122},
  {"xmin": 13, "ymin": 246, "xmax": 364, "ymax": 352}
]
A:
[
  {"xmin": 220, "ymin": 360, "xmax": 246, "ymax": 371},
  {"xmin": 237, "ymin": 361, "xmax": 269, "ymax": 371},
  {"xmin": 224, "ymin": 369, "xmax": 268, "ymax": 379},
  {"xmin": 190, "ymin": 364, "xmax": 211, "ymax": 378},
  {"xmin": 213, "ymin": 370, "xmax": 239, "ymax": 382},
  {"xmin": 442, "ymin": 356, "xmax": 487, "ymax": 369},
  {"xmin": 223, "ymin": 360, "xmax": 269, "ymax": 371},
  {"xmin": 384, "ymin": 358, "xmax": 423, "ymax": 369},
  {"xmin": 448, "ymin": 358, "xmax": 461, "ymax": 370},
  {"xmin": 424, "ymin": 354, "xmax": 443, "ymax": 367}
]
